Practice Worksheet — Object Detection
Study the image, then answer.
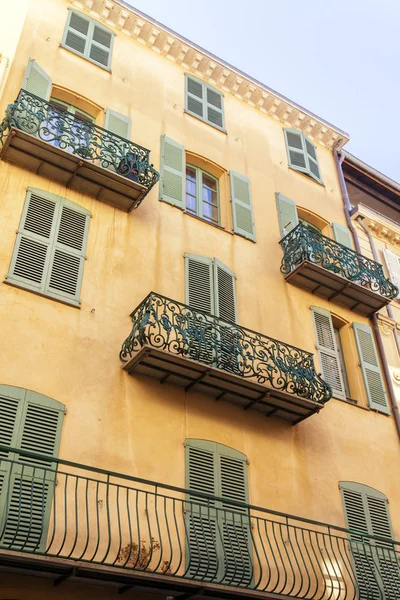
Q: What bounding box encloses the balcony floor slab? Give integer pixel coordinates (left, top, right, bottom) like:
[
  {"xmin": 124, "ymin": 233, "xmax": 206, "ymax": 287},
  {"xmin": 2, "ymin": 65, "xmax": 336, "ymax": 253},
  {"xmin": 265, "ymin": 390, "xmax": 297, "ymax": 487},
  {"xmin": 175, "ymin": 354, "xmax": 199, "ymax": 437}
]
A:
[
  {"xmin": 123, "ymin": 346, "xmax": 324, "ymax": 424},
  {"xmin": 285, "ymin": 260, "xmax": 390, "ymax": 316},
  {"xmin": 0, "ymin": 128, "xmax": 148, "ymax": 212}
]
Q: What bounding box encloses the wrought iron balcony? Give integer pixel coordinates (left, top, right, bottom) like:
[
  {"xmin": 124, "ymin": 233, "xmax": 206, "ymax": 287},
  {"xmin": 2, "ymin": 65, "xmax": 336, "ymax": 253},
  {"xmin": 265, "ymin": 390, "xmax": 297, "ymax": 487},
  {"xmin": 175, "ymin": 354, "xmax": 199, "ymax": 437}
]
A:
[
  {"xmin": 120, "ymin": 292, "xmax": 331, "ymax": 423},
  {"xmin": 280, "ymin": 223, "xmax": 398, "ymax": 316},
  {"xmin": 1, "ymin": 445, "xmax": 399, "ymax": 599},
  {"xmin": 0, "ymin": 89, "xmax": 159, "ymax": 211}
]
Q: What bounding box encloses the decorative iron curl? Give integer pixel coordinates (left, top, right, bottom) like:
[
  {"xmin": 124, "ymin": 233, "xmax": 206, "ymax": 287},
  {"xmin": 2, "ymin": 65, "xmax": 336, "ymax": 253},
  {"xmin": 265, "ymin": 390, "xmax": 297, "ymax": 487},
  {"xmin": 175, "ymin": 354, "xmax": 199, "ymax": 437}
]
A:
[
  {"xmin": 0, "ymin": 89, "xmax": 160, "ymax": 206},
  {"xmin": 280, "ymin": 223, "xmax": 398, "ymax": 300},
  {"xmin": 120, "ymin": 292, "xmax": 332, "ymax": 405}
]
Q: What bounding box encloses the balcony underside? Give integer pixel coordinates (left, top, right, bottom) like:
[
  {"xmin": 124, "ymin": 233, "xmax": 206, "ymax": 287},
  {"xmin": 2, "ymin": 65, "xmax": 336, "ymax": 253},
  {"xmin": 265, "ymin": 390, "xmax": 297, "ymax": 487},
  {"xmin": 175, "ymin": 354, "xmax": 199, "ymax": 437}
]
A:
[
  {"xmin": 0, "ymin": 128, "xmax": 147, "ymax": 212},
  {"xmin": 0, "ymin": 550, "xmax": 289, "ymax": 600},
  {"xmin": 285, "ymin": 260, "xmax": 390, "ymax": 316},
  {"xmin": 123, "ymin": 346, "xmax": 324, "ymax": 424}
]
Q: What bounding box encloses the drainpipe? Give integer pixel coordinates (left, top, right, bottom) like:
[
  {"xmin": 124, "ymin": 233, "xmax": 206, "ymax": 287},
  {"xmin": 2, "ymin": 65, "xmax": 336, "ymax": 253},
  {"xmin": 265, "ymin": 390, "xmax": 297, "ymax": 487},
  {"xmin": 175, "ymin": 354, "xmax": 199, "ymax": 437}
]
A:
[
  {"xmin": 356, "ymin": 215, "xmax": 400, "ymax": 357},
  {"xmin": 334, "ymin": 148, "xmax": 400, "ymax": 438}
]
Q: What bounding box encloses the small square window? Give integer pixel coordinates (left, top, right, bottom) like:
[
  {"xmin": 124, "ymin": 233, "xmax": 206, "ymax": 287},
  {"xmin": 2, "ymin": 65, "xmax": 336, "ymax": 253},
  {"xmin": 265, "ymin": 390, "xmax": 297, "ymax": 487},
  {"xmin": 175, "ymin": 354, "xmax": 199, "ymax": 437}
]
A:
[{"xmin": 62, "ymin": 10, "xmax": 114, "ymax": 70}]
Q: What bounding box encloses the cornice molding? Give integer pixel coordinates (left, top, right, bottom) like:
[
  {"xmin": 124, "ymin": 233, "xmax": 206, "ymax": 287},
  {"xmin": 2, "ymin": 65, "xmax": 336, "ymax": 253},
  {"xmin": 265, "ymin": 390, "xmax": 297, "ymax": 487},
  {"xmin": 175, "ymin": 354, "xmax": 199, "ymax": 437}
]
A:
[
  {"xmin": 352, "ymin": 204, "xmax": 400, "ymax": 248},
  {"xmin": 68, "ymin": 0, "xmax": 349, "ymax": 150}
]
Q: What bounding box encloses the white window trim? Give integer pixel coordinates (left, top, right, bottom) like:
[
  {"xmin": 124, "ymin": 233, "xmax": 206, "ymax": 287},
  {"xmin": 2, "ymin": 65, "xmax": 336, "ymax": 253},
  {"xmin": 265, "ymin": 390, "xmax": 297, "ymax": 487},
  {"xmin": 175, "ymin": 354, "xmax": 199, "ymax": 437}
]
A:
[
  {"xmin": 61, "ymin": 9, "xmax": 115, "ymax": 71},
  {"xmin": 184, "ymin": 74, "xmax": 226, "ymax": 133}
]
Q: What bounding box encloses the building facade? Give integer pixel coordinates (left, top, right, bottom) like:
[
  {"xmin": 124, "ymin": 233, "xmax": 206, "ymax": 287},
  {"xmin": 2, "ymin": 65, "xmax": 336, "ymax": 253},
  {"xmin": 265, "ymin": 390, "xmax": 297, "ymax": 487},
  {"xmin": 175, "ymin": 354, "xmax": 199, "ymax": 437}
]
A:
[{"xmin": 0, "ymin": 0, "xmax": 400, "ymax": 598}]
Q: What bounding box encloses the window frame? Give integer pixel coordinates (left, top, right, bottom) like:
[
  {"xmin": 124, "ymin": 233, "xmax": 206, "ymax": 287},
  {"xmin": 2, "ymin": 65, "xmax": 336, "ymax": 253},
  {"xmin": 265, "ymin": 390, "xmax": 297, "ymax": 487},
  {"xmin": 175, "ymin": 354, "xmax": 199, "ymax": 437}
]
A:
[
  {"xmin": 61, "ymin": 9, "xmax": 115, "ymax": 71},
  {"xmin": 283, "ymin": 128, "xmax": 323, "ymax": 185},
  {"xmin": 185, "ymin": 74, "xmax": 226, "ymax": 132},
  {"xmin": 185, "ymin": 164, "xmax": 221, "ymax": 225}
]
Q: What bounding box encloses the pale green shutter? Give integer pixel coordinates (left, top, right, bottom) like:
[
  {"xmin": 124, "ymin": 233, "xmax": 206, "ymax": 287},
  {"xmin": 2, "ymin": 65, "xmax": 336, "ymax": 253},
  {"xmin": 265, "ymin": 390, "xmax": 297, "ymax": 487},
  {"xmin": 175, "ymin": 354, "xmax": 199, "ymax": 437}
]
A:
[
  {"xmin": 89, "ymin": 23, "xmax": 113, "ymax": 68},
  {"xmin": 104, "ymin": 109, "xmax": 131, "ymax": 140},
  {"xmin": 160, "ymin": 135, "xmax": 185, "ymax": 209},
  {"xmin": 214, "ymin": 259, "xmax": 237, "ymax": 323},
  {"xmin": 333, "ymin": 223, "xmax": 353, "ymax": 249},
  {"xmin": 63, "ymin": 11, "xmax": 113, "ymax": 69},
  {"xmin": 186, "ymin": 76, "xmax": 204, "ymax": 119},
  {"xmin": 284, "ymin": 129, "xmax": 308, "ymax": 174},
  {"xmin": 185, "ymin": 254, "xmax": 214, "ymax": 314},
  {"xmin": 304, "ymin": 137, "xmax": 322, "ymax": 183},
  {"xmin": 63, "ymin": 11, "xmax": 90, "ymax": 56},
  {"xmin": 206, "ymin": 87, "xmax": 224, "ymax": 129},
  {"xmin": 275, "ymin": 192, "xmax": 298, "ymax": 237},
  {"xmin": 312, "ymin": 307, "xmax": 345, "ymax": 399},
  {"xmin": 340, "ymin": 482, "xmax": 400, "ymax": 598},
  {"xmin": 230, "ymin": 172, "xmax": 256, "ymax": 241},
  {"xmin": 353, "ymin": 323, "xmax": 389, "ymax": 414},
  {"xmin": 22, "ymin": 59, "xmax": 52, "ymax": 100},
  {"xmin": 0, "ymin": 386, "xmax": 65, "ymax": 552}
]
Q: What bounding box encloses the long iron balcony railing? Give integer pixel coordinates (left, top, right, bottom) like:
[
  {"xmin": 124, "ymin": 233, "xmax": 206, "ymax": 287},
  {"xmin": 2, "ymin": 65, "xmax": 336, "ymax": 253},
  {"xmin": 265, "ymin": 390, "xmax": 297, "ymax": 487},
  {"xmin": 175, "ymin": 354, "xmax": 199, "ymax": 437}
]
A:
[
  {"xmin": 280, "ymin": 223, "xmax": 398, "ymax": 309},
  {"xmin": 119, "ymin": 292, "xmax": 332, "ymax": 409},
  {"xmin": 1, "ymin": 445, "xmax": 400, "ymax": 599},
  {"xmin": 0, "ymin": 89, "xmax": 159, "ymax": 206}
]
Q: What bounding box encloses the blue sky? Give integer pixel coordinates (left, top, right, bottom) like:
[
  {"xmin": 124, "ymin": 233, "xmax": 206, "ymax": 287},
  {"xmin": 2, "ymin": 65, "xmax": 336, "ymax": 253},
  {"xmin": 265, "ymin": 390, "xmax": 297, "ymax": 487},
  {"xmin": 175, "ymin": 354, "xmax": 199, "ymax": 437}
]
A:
[{"xmin": 125, "ymin": 0, "xmax": 400, "ymax": 182}]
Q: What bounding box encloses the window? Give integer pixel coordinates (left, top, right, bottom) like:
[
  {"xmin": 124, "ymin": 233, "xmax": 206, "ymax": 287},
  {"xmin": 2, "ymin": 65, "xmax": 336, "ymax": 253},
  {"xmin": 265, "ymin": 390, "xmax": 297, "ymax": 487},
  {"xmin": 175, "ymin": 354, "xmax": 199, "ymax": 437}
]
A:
[
  {"xmin": 6, "ymin": 188, "xmax": 91, "ymax": 306},
  {"xmin": 62, "ymin": 10, "xmax": 114, "ymax": 70},
  {"xmin": 283, "ymin": 129, "xmax": 322, "ymax": 183},
  {"xmin": 185, "ymin": 439, "xmax": 252, "ymax": 585},
  {"xmin": 45, "ymin": 98, "xmax": 95, "ymax": 153},
  {"xmin": 185, "ymin": 75, "xmax": 225, "ymax": 131},
  {"xmin": 160, "ymin": 136, "xmax": 256, "ymax": 240},
  {"xmin": 186, "ymin": 165, "xmax": 220, "ymax": 224},
  {"xmin": 340, "ymin": 482, "xmax": 400, "ymax": 598},
  {"xmin": 0, "ymin": 385, "xmax": 65, "ymax": 551}
]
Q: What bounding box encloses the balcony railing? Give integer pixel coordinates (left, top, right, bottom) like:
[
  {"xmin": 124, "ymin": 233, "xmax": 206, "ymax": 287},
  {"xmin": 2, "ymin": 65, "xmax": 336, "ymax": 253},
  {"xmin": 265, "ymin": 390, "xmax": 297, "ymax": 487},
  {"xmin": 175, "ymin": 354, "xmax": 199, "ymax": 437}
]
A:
[
  {"xmin": 0, "ymin": 89, "xmax": 159, "ymax": 210},
  {"xmin": 1, "ymin": 445, "xmax": 400, "ymax": 599},
  {"xmin": 280, "ymin": 223, "xmax": 398, "ymax": 315},
  {"xmin": 119, "ymin": 292, "xmax": 331, "ymax": 422}
]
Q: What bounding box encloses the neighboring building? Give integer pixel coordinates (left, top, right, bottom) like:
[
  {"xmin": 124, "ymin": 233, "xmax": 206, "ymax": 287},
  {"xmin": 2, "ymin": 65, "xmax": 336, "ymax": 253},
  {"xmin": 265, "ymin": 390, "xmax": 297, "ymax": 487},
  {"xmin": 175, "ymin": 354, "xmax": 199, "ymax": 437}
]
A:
[{"xmin": 0, "ymin": 1, "xmax": 400, "ymax": 599}]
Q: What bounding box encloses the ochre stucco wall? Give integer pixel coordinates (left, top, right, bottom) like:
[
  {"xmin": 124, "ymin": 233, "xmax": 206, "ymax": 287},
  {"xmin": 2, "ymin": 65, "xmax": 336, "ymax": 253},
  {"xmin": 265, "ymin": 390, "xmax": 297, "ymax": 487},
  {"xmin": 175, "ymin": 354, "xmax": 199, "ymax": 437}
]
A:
[{"xmin": 1, "ymin": 0, "xmax": 400, "ymax": 595}]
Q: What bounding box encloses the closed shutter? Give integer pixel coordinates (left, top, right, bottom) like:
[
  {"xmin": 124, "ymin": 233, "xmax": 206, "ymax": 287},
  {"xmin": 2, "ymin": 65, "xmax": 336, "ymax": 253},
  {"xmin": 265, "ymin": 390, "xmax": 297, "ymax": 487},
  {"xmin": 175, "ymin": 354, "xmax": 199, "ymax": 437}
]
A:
[
  {"xmin": 312, "ymin": 307, "xmax": 345, "ymax": 399},
  {"xmin": 22, "ymin": 59, "xmax": 52, "ymax": 100},
  {"xmin": 383, "ymin": 249, "xmax": 400, "ymax": 298},
  {"xmin": 186, "ymin": 76, "xmax": 204, "ymax": 119},
  {"xmin": 160, "ymin": 135, "xmax": 185, "ymax": 209},
  {"xmin": 340, "ymin": 482, "xmax": 400, "ymax": 599},
  {"xmin": 230, "ymin": 172, "xmax": 256, "ymax": 241},
  {"xmin": 64, "ymin": 11, "xmax": 90, "ymax": 55},
  {"xmin": 7, "ymin": 189, "xmax": 90, "ymax": 306},
  {"xmin": 333, "ymin": 223, "xmax": 353, "ymax": 249},
  {"xmin": 214, "ymin": 259, "xmax": 239, "ymax": 375},
  {"xmin": 284, "ymin": 129, "xmax": 308, "ymax": 174},
  {"xmin": 206, "ymin": 88, "xmax": 224, "ymax": 129},
  {"xmin": 304, "ymin": 137, "xmax": 322, "ymax": 183},
  {"xmin": 0, "ymin": 386, "xmax": 65, "ymax": 552},
  {"xmin": 185, "ymin": 440, "xmax": 251, "ymax": 585},
  {"xmin": 89, "ymin": 23, "xmax": 113, "ymax": 68},
  {"xmin": 104, "ymin": 109, "xmax": 131, "ymax": 140},
  {"xmin": 185, "ymin": 75, "xmax": 224, "ymax": 130},
  {"xmin": 275, "ymin": 192, "xmax": 298, "ymax": 237},
  {"xmin": 353, "ymin": 323, "xmax": 389, "ymax": 414},
  {"xmin": 63, "ymin": 11, "xmax": 113, "ymax": 69}
]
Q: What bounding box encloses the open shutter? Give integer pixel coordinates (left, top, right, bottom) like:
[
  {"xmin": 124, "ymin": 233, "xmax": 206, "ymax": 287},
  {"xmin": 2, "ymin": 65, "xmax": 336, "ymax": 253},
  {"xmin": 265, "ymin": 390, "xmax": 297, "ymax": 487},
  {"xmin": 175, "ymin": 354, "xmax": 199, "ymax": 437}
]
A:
[
  {"xmin": 22, "ymin": 59, "xmax": 52, "ymax": 100},
  {"xmin": 185, "ymin": 439, "xmax": 218, "ymax": 581},
  {"xmin": 383, "ymin": 249, "xmax": 400, "ymax": 298},
  {"xmin": 159, "ymin": 135, "xmax": 185, "ymax": 209},
  {"xmin": 104, "ymin": 109, "xmax": 131, "ymax": 140},
  {"xmin": 312, "ymin": 307, "xmax": 345, "ymax": 399},
  {"xmin": 230, "ymin": 172, "xmax": 255, "ymax": 241},
  {"xmin": 276, "ymin": 192, "xmax": 298, "ymax": 238},
  {"xmin": 186, "ymin": 76, "xmax": 204, "ymax": 119},
  {"xmin": 0, "ymin": 387, "xmax": 65, "ymax": 552},
  {"xmin": 333, "ymin": 223, "xmax": 353, "ymax": 249},
  {"xmin": 45, "ymin": 201, "xmax": 90, "ymax": 305},
  {"xmin": 304, "ymin": 137, "xmax": 322, "ymax": 183},
  {"xmin": 353, "ymin": 323, "xmax": 389, "ymax": 414},
  {"xmin": 284, "ymin": 129, "xmax": 308, "ymax": 174},
  {"xmin": 89, "ymin": 23, "xmax": 113, "ymax": 68},
  {"xmin": 7, "ymin": 189, "xmax": 58, "ymax": 292}
]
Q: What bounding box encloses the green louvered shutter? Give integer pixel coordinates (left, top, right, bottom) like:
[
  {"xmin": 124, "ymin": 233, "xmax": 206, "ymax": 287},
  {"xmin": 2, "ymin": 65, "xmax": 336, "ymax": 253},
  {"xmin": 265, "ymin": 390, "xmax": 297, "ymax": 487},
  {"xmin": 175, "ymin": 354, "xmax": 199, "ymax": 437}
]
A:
[
  {"xmin": 186, "ymin": 76, "xmax": 204, "ymax": 119},
  {"xmin": 230, "ymin": 172, "xmax": 256, "ymax": 241},
  {"xmin": 0, "ymin": 386, "xmax": 65, "ymax": 552},
  {"xmin": 333, "ymin": 223, "xmax": 353, "ymax": 249},
  {"xmin": 312, "ymin": 307, "xmax": 345, "ymax": 399},
  {"xmin": 63, "ymin": 11, "xmax": 113, "ymax": 69},
  {"xmin": 89, "ymin": 23, "xmax": 113, "ymax": 68},
  {"xmin": 0, "ymin": 387, "xmax": 25, "ymax": 513},
  {"xmin": 304, "ymin": 137, "xmax": 322, "ymax": 183},
  {"xmin": 160, "ymin": 135, "xmax": 185, "ymax": 209},
  {"xmin": 104, "ymin": 109, "xmax": 131, "ymax": 140},
  {"xmin": 22, "ymin": 59, "xmax": 52, "ymax": 100},
  {"xmin": 217, "ymin": 445, "xmax": 252, "ymax": 586},
  {"xmin": 64, "ymin": 11, "xmax": 90, "ymax": 56},
  {"xmin": 353, "ymin": 323, "xmax": 389, "ymax": 414},
  {"xmin": 275, "ymin": 192, "xmax": 298, "ymax": 238},
  {"xmin": 185, "ymin": 439, "xmax": 219, "ymax": 581},
  {"xmin": 214, "ymin": 259, "xmax": 240, "ymax": 375},
  {"xmin": 284, "ymin": 129, "xmax": 308, "ymax": 174},
  {"xmin": 206, "ymin": 87, "xmax": 224, "ymax": 129},
  {"xmin": 340, "ymin": 482, "xmax": 400, "ymax": 599}
]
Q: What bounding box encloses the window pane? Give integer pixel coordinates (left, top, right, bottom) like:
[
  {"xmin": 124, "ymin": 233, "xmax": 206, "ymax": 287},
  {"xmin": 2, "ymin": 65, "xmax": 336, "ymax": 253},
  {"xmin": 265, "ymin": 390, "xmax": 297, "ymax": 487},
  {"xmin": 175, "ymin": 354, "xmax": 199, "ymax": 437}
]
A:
[
  {"xmin": 202, "ymin": 175, "xmax": 218, "ymax": 223},
  {"xmin": 186, "ymin": 167, "xmax": 197, "ymax": 214}
]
